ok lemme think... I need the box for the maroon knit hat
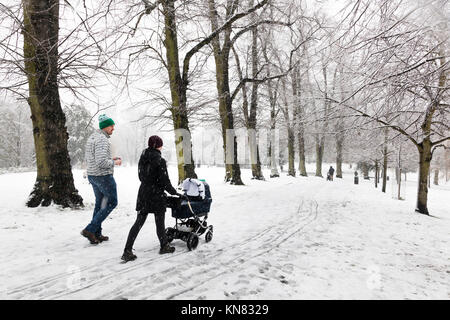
[148,135,163,149]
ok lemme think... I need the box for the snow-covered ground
[0,164,449,300]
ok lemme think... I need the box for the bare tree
[261,37,281,178]
[206,0,273,184]
[1,0,121,207]
[330,0,450,215]
[21,0,83,207]
[122,0,279,184]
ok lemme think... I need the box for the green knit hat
[98,114,115,129]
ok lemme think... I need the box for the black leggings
[124,212,167,251]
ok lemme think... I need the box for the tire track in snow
[98,199,318,300]
[32,203,306,300]
[9,191,316,300]
[164,200,319,300]
[6,243,162,298]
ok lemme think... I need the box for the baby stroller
[327,167,334,181]
[166,178,213,251]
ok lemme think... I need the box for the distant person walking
[121,135,180,262]
[81,114,122,244]
[327,166,335,181]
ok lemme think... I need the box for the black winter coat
[135,148,177,214]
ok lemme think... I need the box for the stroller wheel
[205,230,212,242]
[165,227,175,243]
[186,233,199,251]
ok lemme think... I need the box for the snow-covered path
[0,166,449,299]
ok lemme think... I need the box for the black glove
[177,193,188,200]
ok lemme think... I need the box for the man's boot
[81,229,99,244]
[97,235,109,242]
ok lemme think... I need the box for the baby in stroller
[166,178,213,250]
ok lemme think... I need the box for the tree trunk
[395,167,400,184]
[208,0,243,185]
[218,64,243,185]
[162,0,197,184]
[375,160,379,188]
[248,25,264,180]
[315,136,324,177]
[287,72,297,178]
[336,65,345,179]
[287,127,296,177]
[382,129,388,192]
[269,138,279,178]
[416,141,432,215]
[253,145,264,179]
[293,66,307,177]
[433,168,439,185]
[268,106,279,178]
[315,62,330,177]
[336,136,343,178]
[262,38,279,178]
[362,162,370,180]
[248,131,264,180]
[298,129,307,177]
[22,0,83,208]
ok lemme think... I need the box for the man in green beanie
[81,114,122,244]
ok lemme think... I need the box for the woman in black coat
[122,135,179,262]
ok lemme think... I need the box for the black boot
[159,243,175,254]
[121,249,137,262]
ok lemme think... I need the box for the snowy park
[0,164,449,300]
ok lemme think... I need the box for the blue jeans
[85,175,118,235]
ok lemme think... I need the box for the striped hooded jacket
[85,129,114,176]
